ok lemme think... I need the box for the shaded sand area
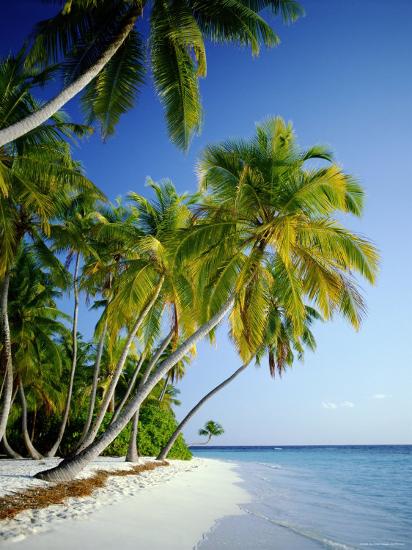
[0,457,249,549]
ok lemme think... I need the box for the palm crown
[0,52,99,277]
[178,117,378,361]
[23,0,304,147]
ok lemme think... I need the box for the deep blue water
[192,446,412,550]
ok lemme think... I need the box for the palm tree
[0,52,96,443]
[0,0,303,147]
[198,420,224,444]
[35,117,378,481]
[7,244,70,458]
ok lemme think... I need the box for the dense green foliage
[96,404,192,459]
[5,403,192,460]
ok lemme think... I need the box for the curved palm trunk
[2,430,22,459]
[35,293,235,481]
[77,319,108,447]
[125,407,140,462]
[78,278,164,452]
[19,381,43,460]
[0,272,14,443]
[0,8,140,147]
[31,407,37,441]
[47,253,80,457]
[2,388,22,458]
[157,363,248,460]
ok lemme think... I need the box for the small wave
[244,509,355,550]
[274,447,283,450]
[257,462,282,470]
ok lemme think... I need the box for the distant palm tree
[198,420,224,444]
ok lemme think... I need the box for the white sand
[0,457,249,548]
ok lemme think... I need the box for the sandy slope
[0,457,249,548]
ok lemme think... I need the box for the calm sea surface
[192,445,412,550]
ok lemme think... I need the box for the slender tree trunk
[125,407,140,462]
[110,352,145,425]
[122,328,174,463]
[158,373,170,402]
[0,7,140,147]
[35,293,235,481]
[77,277,164,452]
[31,406,37,441]
[0,272,13,443]
[111,325,174,430]
[2,431,22,459]
[2,387,22,458]
[0,369,5,402]
[77,319,108,447]
[157,363,248,460]
[109,393,115,413]
[47,252,80,457]
[19,381,43,460]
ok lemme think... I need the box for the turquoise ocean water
[192,445,411,550]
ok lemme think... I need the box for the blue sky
[2,0,411,445]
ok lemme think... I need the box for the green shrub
[100,403,192,460]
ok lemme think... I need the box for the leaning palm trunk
[0,7,140,147]
[111,328,175,423]
[35,294,235,481]
[78,278,164,452]
[2,388,22,458]
[0,370,5,401]
[122,330,174,463]
[111,326,173,426]
[109,393,115,413]
[18,381,43,460]
[77,319,108,447]
[157,363,248,460]
[0,272,14,443]
[2,431,22,459]
[158,373,170,402]
[110,353,145,425]
[125,407,140,462]
[47,253,80,457]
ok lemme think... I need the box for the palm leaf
[82,29,145,138]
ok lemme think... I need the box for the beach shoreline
[0,456,249,549]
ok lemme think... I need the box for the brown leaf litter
[0,460,169,520]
